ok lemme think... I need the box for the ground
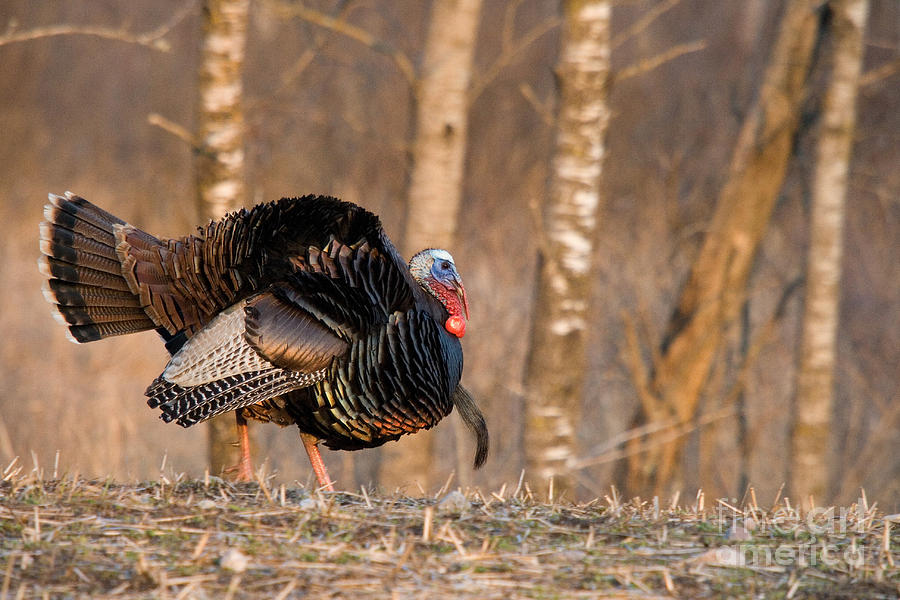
[1,463,899,598]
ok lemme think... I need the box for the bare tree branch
[263,0,416,87]
[612,276,797,482]
[147,113,199,149]
[0,2,196,51]
[621,311,663,419]
[502,0,526,52]
[245,102,411,154]
[573,407,736,471]
[469,16,562,104]
[611,0,681,50]
[615,40,707,82]
[835,369,900,500]
[859,57,900,89]
[275,2,351,91]
[518,83,554,126]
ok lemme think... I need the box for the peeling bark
[378,0,483,492]
[791,0,869,502]
[523,0,611,499]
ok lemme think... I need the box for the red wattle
[445,315,466,338]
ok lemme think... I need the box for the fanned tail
[146,368,327,427]
[38,192,156,342]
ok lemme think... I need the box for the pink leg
[232,412,254,482]
[300,432,335,491]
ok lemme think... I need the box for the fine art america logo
[713,499,873,568]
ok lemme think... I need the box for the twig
[837,385,900,499]
[273,580,297,600]
[518,83,554,127]
[621,310,662,419]
[435,472,455,498]
[256,469,275,504]
[245,2,350,115]
[190,532,210,560]
[439,523,468,557]
[859,57,900,89]
[0,414,14,463]
[469,16,562,103]
[501,0,526,52]
[0,2,196,51]
[147,113,198,148]
[263,0,415,87]
[611,0,681,50]
[1,552,14,600]
[223,575,241,600]
[615,40,707,83]
[583,411,689,462]
[572,406,735,470]
[422,506,434,542]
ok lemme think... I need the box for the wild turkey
[38,192,488,489]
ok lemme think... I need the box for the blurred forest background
[1,0,898,507]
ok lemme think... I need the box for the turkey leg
[300,432,335,491]
[230,412,254,482]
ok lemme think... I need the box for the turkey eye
[441,261,450,270]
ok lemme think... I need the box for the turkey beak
[452,276,469,320]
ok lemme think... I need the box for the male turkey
[38,192,488,489]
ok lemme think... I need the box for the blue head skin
[409,249,469,336]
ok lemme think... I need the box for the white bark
[196,0,251,475]
[792,0,869,502]
[524,0,611,496]
[196,0,249,218]
[402,0,483,256]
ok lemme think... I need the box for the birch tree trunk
[194,0,251,475]
[523,0,611,500]
[625,0,822,497]
[791,0,869,503]
[378,0,483,492]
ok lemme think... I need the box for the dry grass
[1,461,899,599]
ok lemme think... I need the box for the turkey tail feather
[452,384,489,469]
[147,368,326,427]
[39,192,156,342]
